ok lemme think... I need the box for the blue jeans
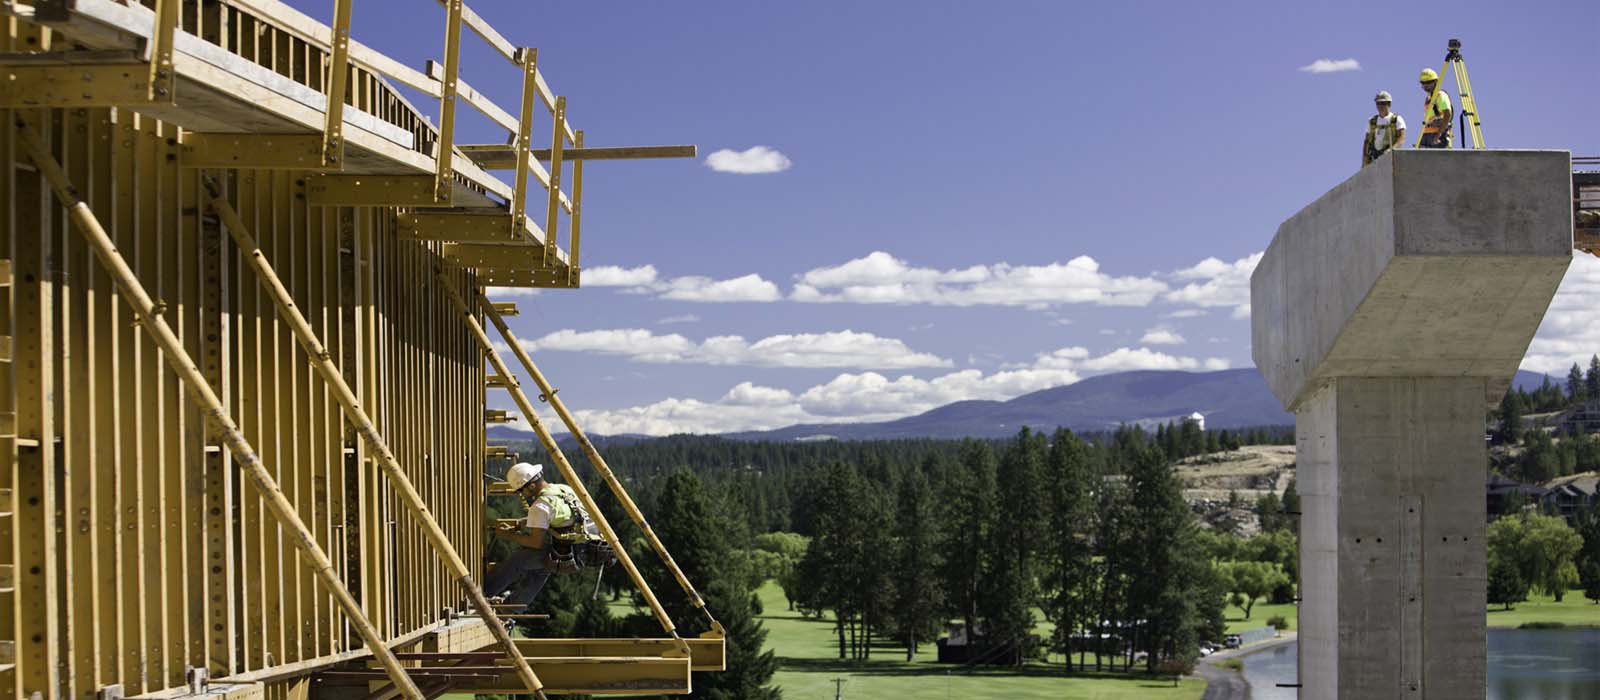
[483,546,551,610]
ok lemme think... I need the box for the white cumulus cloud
[525,328,952,369]
[657,314,701,325]
[553,345,1237,435]
[1165,251,1262,318]
[1141,328,1186,345]
[704,146,793,174]
[585,264,660,287]
[1522,255,1600,374]
[658,273,783,302]
[1299,58,1361,74]
[485,286,541,298]
[791,251,1169,308]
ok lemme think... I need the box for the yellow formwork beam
[10,117,426,700]
[509,638,726,672]
[446,656,691,696]
[200,178,550,700]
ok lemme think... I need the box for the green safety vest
[533,483,593,543]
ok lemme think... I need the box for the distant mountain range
[487,368,1557,444]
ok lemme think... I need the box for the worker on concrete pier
[1418,68,1453,148]
[484,462,613,614]
[1362,90,1406,166]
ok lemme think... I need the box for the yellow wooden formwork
[1,0,708,698]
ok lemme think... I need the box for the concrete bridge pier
[1250,150,1573,699]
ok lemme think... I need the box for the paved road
[1194,634,1297,700]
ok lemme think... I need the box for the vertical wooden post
[322,0,354,167]
[199,172,237,677]
[542,97,566,268]
[434,0,464,203]
[568,129,583,286]
[510,49,538,230]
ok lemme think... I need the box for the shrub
[1519,621,1567,629]
[1217,658,1245,672]
[1267,614,1291,631]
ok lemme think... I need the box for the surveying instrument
[1416,38,1486,148]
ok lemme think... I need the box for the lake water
[1240,628,1600,699]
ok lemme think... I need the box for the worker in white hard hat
[482,462,611,615]
[1417,68,1452,149]
[1362,91,1406,167]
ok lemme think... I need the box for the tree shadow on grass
[777,657,1169,683]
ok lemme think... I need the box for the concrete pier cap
[1253,149,1574,411]
[1250,150,1572,700]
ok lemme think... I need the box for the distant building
[1486,474,1546,519]
[1556,399,1600,435]
[1540,474,1599,522]
[1189,412,1206,432]
[935,622,1033,665]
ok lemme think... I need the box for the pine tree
[1568,363,1588,403]
[890,468,944,660]
[1589,355,1600,402]
[802,461,868,659]
[1575,502,1600,604]
[1495,390,1525,445]
[939,440,998,638]
[980,428,1049,661]
[636,471,779,699]
[1122,444,1203,672]
[1042,428,1095,671]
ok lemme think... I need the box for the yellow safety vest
[1423,91,1451,134]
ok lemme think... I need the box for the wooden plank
[423,60,515,134]
[135,114,170,691]
[62,106,100,700]
[87,107,125,692]
[458,144,697,167]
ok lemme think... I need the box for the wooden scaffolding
[0,0,715,698]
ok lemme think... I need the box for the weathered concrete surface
[1252,150,1573,412]
[1251,150,1573,700]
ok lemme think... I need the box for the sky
[314,0,1600,435]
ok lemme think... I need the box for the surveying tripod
[1416,38,1486,148]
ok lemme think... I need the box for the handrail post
[147,0,179,101]
[569,128,583,286]
[11,117,425,700]
[435,0,465,202]
[322,0,355,167]
[511,48,538,232]
[543,95,567,267]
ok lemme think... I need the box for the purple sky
[314,0,1599,435]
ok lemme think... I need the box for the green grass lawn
[1487,590,1600,628]
[1219,589,1600,634]
[757,582,1204,700]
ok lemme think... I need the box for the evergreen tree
[801,462,868,659]
[1575,502,1600,604]
[890,468,944,660]
[1122,444,1203,672]
[939,440,998,638]
[980,428,1049,658]
[1042,429,1096,671]
[1281,479,1301,536]
[1488,550,1529,610]
[636,471,779,699]
[1569,363,1588,403]
[1093,481,1134,671]
[1495,390,1525,445]
[1590,355,1600,402]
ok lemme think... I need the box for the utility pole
[831,677,847,700]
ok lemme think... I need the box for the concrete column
[1297,377,1487,699]
[1251,150,1574,699]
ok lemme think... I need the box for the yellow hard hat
[1419,68,1439,83]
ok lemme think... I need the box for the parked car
[1224,634,1242,649]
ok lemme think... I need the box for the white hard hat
[505,462,544,491]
